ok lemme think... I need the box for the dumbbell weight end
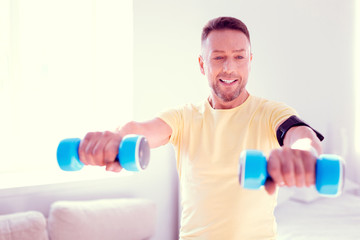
[238,150,268,190]
[315,154,344,196]
[57,138,83,171]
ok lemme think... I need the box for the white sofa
[0,198,156,240]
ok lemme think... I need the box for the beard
[211,79,243,102]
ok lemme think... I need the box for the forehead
[202,29,250,53]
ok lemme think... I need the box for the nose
[223,58,236,74]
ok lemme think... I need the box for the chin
[219,89,243,102]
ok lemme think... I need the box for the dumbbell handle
[56,134,150,171]
[239,150,344,196]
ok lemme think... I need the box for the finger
[281,148,295,187]
[92,137,108,166]
[79,132,97,165]
[293,152,305,187]
[78,137,89,165]
[84,132,102,165]
[105,161,122,172]
[301,151,316,186]
[103,132,122,164]
[91,131,117,166]
[264,178,277,195]
[267,150,284,186]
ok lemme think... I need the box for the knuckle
[103,131,113,138]
[282,146,291,153]
[267,162,278,175]
[84,131,95,139]
[84,131,101,142]
[270,148,281,156]
[282,146,292,155]
[301,150,313,160]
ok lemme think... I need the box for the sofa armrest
[0,211,48,240]
[48,198,156,240]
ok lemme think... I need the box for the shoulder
[249,95,293,112]
[157,100,205,121]
[178,100,207,115]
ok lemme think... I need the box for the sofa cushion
[0,211,48,240]
[48,198,156,240]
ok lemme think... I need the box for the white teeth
[221,79,236,84]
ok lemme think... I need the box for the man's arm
[265,124,323,194]
[118,118,172,149]
[78,118,172,172]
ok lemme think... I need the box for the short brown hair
[201,16,250,43]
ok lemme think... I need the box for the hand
[265,147,317,195]
[78,131,124,172]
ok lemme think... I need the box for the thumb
[264,178,277,195]
[105,161,123,172]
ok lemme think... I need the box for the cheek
[238,62,251,74]
[206,63,221,77]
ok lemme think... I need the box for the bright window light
[0,0,133,188]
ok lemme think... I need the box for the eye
[235,55,244,59]
[213,56,224,60]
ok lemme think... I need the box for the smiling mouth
[220,79,238,84]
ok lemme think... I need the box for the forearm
[283,126,323,155]
[117,118,172,149]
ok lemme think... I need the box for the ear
[199,55,205,75]
[248,53,253,71]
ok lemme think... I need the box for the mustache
[216,73,240,79]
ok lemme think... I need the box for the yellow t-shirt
[158,95,297,240]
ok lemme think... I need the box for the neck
[208,90,250,109]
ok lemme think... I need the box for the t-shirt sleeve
[267,101,298,137]
[157,106,184,146]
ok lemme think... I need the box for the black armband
[276,115,324,146]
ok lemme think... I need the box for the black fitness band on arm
[276,115,324,146]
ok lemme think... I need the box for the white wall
[133,0,359,183]
[0,1,179,239]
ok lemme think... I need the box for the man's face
[199,29,252,104]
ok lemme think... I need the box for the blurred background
[0,0,359,239]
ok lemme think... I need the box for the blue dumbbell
[238,150,344,196]
[57,135,150,171]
